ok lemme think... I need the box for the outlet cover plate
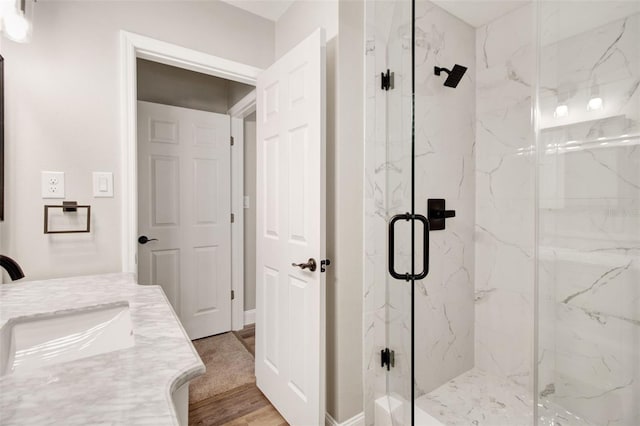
[41,171,65,199]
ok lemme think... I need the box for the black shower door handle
[388,213,430,281]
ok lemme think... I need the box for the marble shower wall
[474,4,536,391]
[537,6,640,425]
[412,0,476,395]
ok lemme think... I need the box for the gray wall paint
[275,1,364,422]
[137,58,253,114]
[243,112,257,311]
[332,2,364,420]
[275,0,338,59]
[0,1,273,280]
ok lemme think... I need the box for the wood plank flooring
[189,325,287,426]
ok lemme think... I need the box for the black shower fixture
[434,64,467,88]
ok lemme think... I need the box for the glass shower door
[364,0,415,424]
[385,0,420,422]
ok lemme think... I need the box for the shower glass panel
[364,0,414,424]
[536,2,640,425]
[366,1,639,425]
[366,0,537,424]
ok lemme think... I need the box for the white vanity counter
[0,273,204,425]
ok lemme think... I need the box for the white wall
[0,1,274,280]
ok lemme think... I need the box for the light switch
[42,171,65,199]
[99,177,108,192]
[93,172,113,197]
[243,196,250,209]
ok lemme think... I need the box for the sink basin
[0,303,134,376]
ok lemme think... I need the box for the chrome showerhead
[434,64,467,88]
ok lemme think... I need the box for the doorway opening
[136,58,253,339]
[123,32,286,425]
[122,29,327,426]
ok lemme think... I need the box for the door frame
[228,89,256,330]
[120,31,261,331]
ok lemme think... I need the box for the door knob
[138,236,158,245]
[292,258,317,272]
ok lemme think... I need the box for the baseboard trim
[243,309,256,326]
[325,412,365,426]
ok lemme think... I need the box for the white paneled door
[137,101,232,340]
[256,29,326,425]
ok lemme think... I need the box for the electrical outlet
[42,171,65,199]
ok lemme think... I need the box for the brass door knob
[292,258,317,272]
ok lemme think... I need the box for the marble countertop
[0,273,205,425]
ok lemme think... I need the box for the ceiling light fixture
[2,0,32,43]
[554,104,569,118]
[587,78,604,112]
[554,91,569,118]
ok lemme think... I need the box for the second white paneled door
[256,29,326,425]
[137,101,232,340]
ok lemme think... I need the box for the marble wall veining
[537,8,640,426]
[412,0,476,396]
[364,2,638,425]
[474,4,536,391]
[364,2,476,423]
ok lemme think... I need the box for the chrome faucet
[0,255,25,281]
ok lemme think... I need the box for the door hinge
[381,69,394,91]
[230,136,235,146]
[381,348,395,371]
[231,213,235,223]
[231,290,235,300]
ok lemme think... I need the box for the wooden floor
[189,325,287,426]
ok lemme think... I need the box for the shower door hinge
[231,213,235,223]
[231,290,235,300]
[230,136,235,146]
[381,348,395,371]
[381,69,394,91]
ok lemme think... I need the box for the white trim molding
[227,89,257,118]
[230,116,245,331]
[325,412,365,426]
[243,309,256,326]
[228,90,256,330]
[120,30,261,275]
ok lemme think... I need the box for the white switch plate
[41,171,65,199]
[93,172,114,197]
[243,196,250,209]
